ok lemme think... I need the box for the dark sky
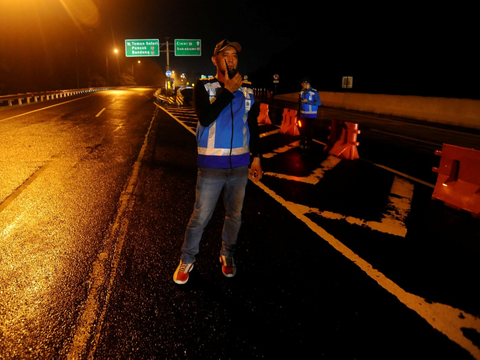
[97,0,302,76]
[1,0,478,98]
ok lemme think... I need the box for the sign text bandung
[175,39,201,56]
[125,39,160,57]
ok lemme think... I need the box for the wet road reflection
[0,88,156,358]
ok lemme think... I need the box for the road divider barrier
[432,144,480,218]
[279,108,300,136]
[324,119,344,153]
[154,90,177,105]
[325,120,360,160]
[257,103,272,125]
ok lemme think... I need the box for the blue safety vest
[299,88,321,118]
[196,77,255,168]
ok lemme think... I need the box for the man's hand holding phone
[224,60,242,93]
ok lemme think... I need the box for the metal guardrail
[0,87,109,107]
[1,86,191,108]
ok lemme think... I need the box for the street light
[106,48,119,86]
[132,60,141,84]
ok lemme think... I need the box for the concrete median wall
[275,92,480,130]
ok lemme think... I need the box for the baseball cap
[213,39,242,55]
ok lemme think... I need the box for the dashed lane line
[95,108,106,117]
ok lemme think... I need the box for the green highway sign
[175,39,201,56]
[125,39,159,57]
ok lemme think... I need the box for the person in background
[173,39,262,285]
[298,77,321,151]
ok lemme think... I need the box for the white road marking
[67,110,156,359]
[310,176,413,237]
[252,179,480,360]
[379,176,414,236]
[0,95,93,123]
[95,108,106,117]
[265,154,341,185]
[260,129,412,236]
[158,104,196,135]
[262,140,299,158]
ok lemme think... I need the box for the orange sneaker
[173,261,194,284]
[219,255,236,277]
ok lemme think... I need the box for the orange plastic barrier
[432,144,480,218]
[257,103,272,125]
[324,119,344,153]
[327,121,360,160]
[279,108,300,136]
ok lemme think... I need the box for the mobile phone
[225,60,237,78]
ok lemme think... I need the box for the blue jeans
[181,166,249,264]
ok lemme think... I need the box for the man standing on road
[173,39,263,284]
[298,77,321,151]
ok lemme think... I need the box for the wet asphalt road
[0,88,479,359]
[0,89,155,358]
